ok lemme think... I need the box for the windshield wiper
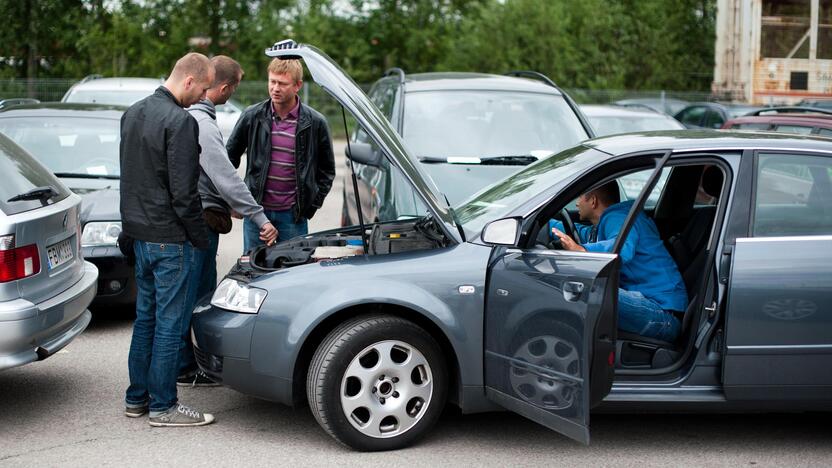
[53,172,120,180]
[418,155,537,166]
[7,185,58,205]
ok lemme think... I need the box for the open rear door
[484,151,672,444]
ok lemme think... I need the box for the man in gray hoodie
[178,55,277,386]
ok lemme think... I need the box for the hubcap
[510,335,579,410]
[340,340,433,438]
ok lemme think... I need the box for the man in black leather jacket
[226,57,335,251]
[120,52,215,427]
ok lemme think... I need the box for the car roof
[396,72,562,95]
[67,77,162,91]
[580,104,672,118]
[725,114,832,128]
[0,102,126,118]
[584,129,832,156]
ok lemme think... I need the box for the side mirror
[345,142,382,167]
[481,218,520,245]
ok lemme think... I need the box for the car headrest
[701,166,723,198]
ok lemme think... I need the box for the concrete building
[713,0,832,104]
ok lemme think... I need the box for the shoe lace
[177,404,202,419]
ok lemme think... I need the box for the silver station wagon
[0,133,98,371]
[191,41,832,451]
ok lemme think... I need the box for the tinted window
[753,153,832,236]
[0,117,121,177]
[677,107,705,126]
[703,110,725,129]
[819,128,832,137]
[0,133,71,215]
[402,90,587,159]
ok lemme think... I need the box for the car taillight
[0,235,41,282]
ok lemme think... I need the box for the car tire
[306,314,448,451]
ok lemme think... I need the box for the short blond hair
[170,52,212,81]
[268,58,303,82]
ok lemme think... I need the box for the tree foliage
[0,0,715,91]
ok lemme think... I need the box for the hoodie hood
[189,99,216,120]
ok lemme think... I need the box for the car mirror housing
[345,141,382,167]
[481,218,520,245]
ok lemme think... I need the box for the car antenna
[341,106,370,253]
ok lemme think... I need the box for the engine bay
[249,218,447,272]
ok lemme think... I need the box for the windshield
[588,115,682,136]
[456,145,606,238]
[65,89,152,106]
[402,90,588,159]
[0,117,121,177]
[0,133,71,215]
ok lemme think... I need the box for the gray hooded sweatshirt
[188,99,268,228]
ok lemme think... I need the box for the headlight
[211,278,267,314]
[81,221,122,247]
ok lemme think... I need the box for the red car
[722,106,832,138]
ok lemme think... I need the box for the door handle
[563,281,585,302]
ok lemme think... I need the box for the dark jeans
[618,289,681,342]
[125,240,202,414]
[243,209,308,253]
[178,229,220,377]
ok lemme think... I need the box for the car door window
[703,110,725,129]
[753,153,832,236]
[774,124,813,135]
[618,169,669,209]
[818,128,832,137]
[678,107,706,126]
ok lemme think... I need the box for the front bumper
[83,246,136,306]
[0,261,98,370]
[190,301,293,404]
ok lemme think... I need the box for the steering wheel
[546,208,578,249]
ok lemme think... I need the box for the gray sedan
[0,133,98,370]
[191,41,832,451]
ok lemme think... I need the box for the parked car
[580,104,685,136]
[0,132,98,370]
[797,97,832,110]
[190,41,832,451]
[0,98,40,110]
[341,69,594,226]
[613,97,688,116]
[673,102,762,129]
[0,103,134,305]
[61,76,241,139]
[722,106,832,137]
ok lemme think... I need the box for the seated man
[550,181,687,342]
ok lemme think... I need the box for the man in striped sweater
[227,58,336,252]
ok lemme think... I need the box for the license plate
[47,238,74,270]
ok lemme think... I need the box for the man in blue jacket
[551,181,687,341]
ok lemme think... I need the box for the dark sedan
[0,103,134,306]
[674,102,762,129]
[191,42,832,452]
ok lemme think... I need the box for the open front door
[483,249,619,444]
[483,151,672,443]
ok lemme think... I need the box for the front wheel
[306,314,448,451]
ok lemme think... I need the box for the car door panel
[484,249,619,444]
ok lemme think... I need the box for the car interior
[529,160,728,374]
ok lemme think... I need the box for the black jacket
[119,86,209,249]
[226,99,335,222]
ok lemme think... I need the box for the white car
[62,76,241,140]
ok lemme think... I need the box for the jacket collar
[257,98,311,131]
[188,99,216,120]
[156,86,183,107]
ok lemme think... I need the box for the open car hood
[266,40,461,243]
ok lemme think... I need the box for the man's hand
[259,222,278,246]
[552,228,586,252]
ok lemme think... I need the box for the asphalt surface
[2,142,831,466]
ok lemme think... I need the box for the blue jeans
[126,240,203,414]
[243,209,308,253]
[618,289,681,342]
[177,229,220,377]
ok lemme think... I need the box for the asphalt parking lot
[1,143,831,466]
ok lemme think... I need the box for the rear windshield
[0,133,71,216]
[64,89,151,106]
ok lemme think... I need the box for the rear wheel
[306,314,448,451]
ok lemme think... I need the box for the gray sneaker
[148,403,215,427]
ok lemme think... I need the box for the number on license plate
[47,239,74,270]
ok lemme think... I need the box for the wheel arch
[291,302,462,409]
